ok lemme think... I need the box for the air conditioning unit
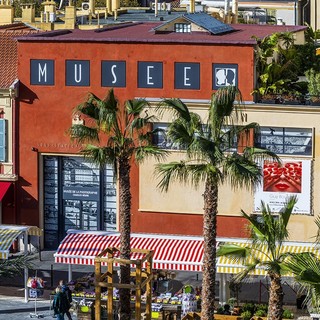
[81,2,91,11]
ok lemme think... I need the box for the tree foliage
[217,196,298,320]
[0,255,34,278]
[156,86,279,320]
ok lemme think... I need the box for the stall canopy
[55,230,318,275]
[0,224,42,259]
[54,230,204,271]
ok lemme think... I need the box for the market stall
[54,230,318,313]
[0,224,43,302]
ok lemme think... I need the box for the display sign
[138,62,163,88]
[63,186,99,201]
[254,159,312,214]
[66,60,90,86]
[30,60,238,90]
[101,61,126,87]
[174,62,200,90]
[213,63,238,89]
[30,59,55,85]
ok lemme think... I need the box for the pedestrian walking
[53,285,71,320]
[59,280,73,320]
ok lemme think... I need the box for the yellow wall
[139,103,320,242]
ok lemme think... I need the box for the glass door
[64,199,98,231]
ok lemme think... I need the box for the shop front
[54,230,320,317]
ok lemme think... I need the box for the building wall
[17,36,318,245]
[137,104,319,242]
[310,0,320,31]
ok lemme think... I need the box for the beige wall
[310,0,320,32]
[139,103,320,242]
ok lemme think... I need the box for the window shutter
[0,119,7,162]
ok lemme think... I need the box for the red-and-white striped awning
[54,230,317,274]
[54,230,204,272]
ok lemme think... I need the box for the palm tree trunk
[118,157,132,320]
[267,272,284,320]
[201,177,218,320]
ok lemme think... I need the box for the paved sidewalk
[0,286,53,320]
[0,286,79,320]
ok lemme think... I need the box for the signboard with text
[254,159,312,214]
[63,186,99,201]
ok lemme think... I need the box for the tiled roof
[0,23,39,89]
[17,21,306,45]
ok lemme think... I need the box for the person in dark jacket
[59,280,73,320]
[53,286,71,320]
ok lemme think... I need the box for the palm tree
[156,86,279,320]
[284,217,320,314]
[217,195,298,320]
[69,89,166,320]
[0,254,34,278]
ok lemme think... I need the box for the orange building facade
[15,17,307,248]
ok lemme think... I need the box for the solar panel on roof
[183,12,234,35]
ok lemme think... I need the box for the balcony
[256,94,320,106]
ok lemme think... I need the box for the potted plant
[305,69,320,105]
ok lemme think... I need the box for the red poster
[263,161,302,193]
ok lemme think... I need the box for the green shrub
[217,307,224,314]
[241,310,252,320]
[306,68,320,97]
[255,304,268,313]
[242,302,256,315]
[255,309,266,317]
[283,309,294,319]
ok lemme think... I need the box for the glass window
[174,23,191,33]
[0,119,7,162]
[153,123,237,151]
[255,127,313,156]
[153,123,182,150]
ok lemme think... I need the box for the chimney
[190,0,195,13]
[232,0,238,23]
[0,1,14,25]
[65,4,76,29]
[22,4,35,23]
[89,0,95,14]
[42,0,57,22]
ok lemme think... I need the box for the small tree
[217,196,298,320]
[0,255,34,278]
[285,217,320,314]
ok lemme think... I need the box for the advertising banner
[254,159,312,214]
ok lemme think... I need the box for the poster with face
[254,159,311,214]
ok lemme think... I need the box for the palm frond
[0,255,34,278]
[242,147,281,164]
[158,98,191,122]
[134,146,169,163]
[80,144,117,167]
[68,124,99,144]
[279,195,298,228]
[126,98,150,116]
[223,153,262,190]
[155,161,209,192]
